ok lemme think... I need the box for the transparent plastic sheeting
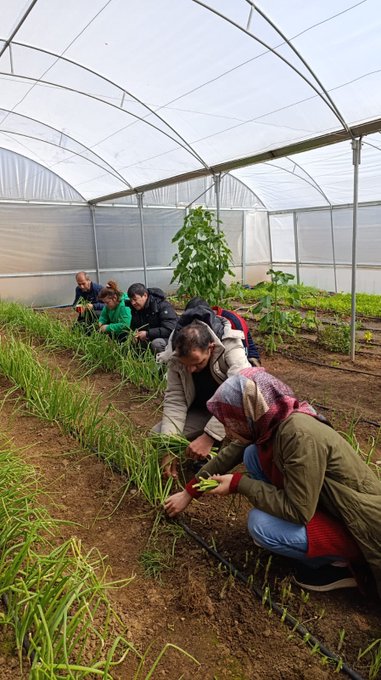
[0,1,381,202]
[0,203,246,306]
[232,135,381,211]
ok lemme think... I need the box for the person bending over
[73,271,104,332]
[165,367,381,595]
[98,281,131,341]
[126,283,177,355]
[156,314,250,479]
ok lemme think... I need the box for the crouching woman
[98,281,131,341]
[165,367,381,596]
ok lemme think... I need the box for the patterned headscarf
[207,367,316,446]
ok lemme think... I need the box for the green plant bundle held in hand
[170,206,235,305]
[192,478,220,492]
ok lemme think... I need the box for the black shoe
[293,564,357,592]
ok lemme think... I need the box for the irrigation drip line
[176,518,365,680]
[280,351,381,378]
[313,402,381,429]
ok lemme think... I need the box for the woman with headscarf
[164,367,381,595]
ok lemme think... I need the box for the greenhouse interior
[1,3,381,679]
[0,0,381,307]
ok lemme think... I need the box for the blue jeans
[243,445,344,568]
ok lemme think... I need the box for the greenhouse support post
[293,211,300,284]
[90,205,100,284]
[267,213,273,270]
[329,207,338,293]
[137,192,148,286]
[214,172,221,231]
[242,211,246,285]
[350,138,362,361]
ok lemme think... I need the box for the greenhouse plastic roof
[0,0,381,207]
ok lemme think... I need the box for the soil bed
[0,309,380,679]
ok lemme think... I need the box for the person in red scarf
[164,367,381,595]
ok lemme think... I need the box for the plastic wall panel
[0,273,78,307]
[296,210,334,263]
[97,269,145,292]
[219,210,243,265]
[245,211,270,264]
[333,206,381,265]
[244,264,272,286]
[142,208,184,267]
[94,207,143,269]
[271,263,297,280]
[0,204,94,273]
[298,265,337,292]
[146,268,176,292]
[269,214,295,262]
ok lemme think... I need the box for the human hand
[161,454,178,480]
[164,490,192,518]
[186,433,215,460]
[99,324,108,333]
[87,303,93,310]
[135,330,148,341]
[207,474,233,496]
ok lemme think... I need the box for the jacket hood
[171,303,224,345]
[147,287,166,301]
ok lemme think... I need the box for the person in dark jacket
[72,272,104,333]
[126,283,177,355]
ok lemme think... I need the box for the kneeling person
[156,313,250,478]
[127,283,177,355]
[98,281,131,341]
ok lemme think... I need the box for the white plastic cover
[0,0,380,204]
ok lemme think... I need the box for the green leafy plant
[250,269,303,353]
[316,319,352,353]
[170,206,235,305]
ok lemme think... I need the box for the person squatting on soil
[72,271,104,332]
[97,281,132,341]
[126,283,178,355]
[155,301,252,479]
[165,367,381,596]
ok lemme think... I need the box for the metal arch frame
[0,1,357,201]
[184,172,265,210]
[0,42,210,173]
[0,145,86,202]
[243,0,351,134]
[191,0,350,132]
[0,109,133,188]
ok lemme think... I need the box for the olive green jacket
[198,413,381,596]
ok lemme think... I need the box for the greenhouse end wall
[1,201,380,307]
[0,203,269,306]
[269,204,381,294]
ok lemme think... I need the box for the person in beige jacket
[156,308,252,478]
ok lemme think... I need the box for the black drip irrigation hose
[279,351,381,379]
[176,519,365,680]
[313,402,381,429]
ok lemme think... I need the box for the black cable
[177,518,366,680]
